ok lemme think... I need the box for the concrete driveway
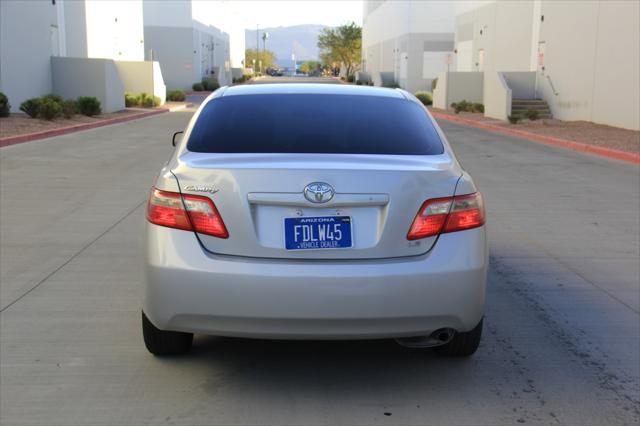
[0,110,638,425]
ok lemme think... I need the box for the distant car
[143,84,487,356]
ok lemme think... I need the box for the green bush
[62,99,77,119]
[38,98,62,120]
[454,100,471,114]
[508,115,521,124]
[192,82,204,91]
[20,98,42,118]
[125,93,139,107]
[346,75,355,83]
[166,89,186,102]
[472,103,484,113]
[383,82,401,88]
[138,92,153,108]
[0,92,10,117]
[414,91,433,106]
[201,77,220,91]
[525,109,539,121]
[76,96,101,116]
[42,93,64,105]
[153,95,161,107]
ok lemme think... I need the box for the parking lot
[1,92,638,425]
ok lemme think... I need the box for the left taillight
[146,188,228,238]
[407,192,485,240]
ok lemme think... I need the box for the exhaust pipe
[395,328,455,348]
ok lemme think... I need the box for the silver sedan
[142,84,487,356]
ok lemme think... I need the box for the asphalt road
[1,100,639,425]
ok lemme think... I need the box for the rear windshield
[187,94,444,155]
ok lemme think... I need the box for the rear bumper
[143,223,488,339]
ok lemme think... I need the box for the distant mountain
[245,24,329,62]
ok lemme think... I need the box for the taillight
[407,192,484,240]
[146,188,228,238]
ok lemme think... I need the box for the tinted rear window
[187,94,444,155]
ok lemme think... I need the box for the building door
[477,49,485,72]
[50,25,60,56]
[536,41,546,98]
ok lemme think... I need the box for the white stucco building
[143,0,242,89]
[444,0,639,130]
[0,0,165,113]
[361,1,455,92]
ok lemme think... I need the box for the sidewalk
[430,108,640,164]
[0,103,191,148]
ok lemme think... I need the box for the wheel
[142,311,193,355]
[435,318,483,357]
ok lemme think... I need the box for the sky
[194,0,363,29]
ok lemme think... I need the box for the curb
[430,111,640,165]
[164,103,194,112]
[0,109,168,148]
[184,91,213,96]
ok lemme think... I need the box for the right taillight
[407,192,485,240]
[146,187,228,238]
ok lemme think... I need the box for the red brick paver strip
[0,109,167,148]
[430,111,640,165]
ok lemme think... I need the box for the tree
[299,60,322,75]
[317,22,362,77]
[245,48,276,72]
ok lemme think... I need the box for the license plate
[284,216,353,250]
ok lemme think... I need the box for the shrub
[414,91,433,106]
[525,109,539,120]
[125,93,139,107]
[166,89,186,102]
[138,92,153,108]
[346,75,355,83]
[42,93,64,105]
[0,92,10,117]
[355,80,363,85]
[383,82,401,88]
[192,82,204,91]
[508,115,521,124]
[76,96,101,116]
[38,98,62,120]
[454,100,471,114]
[20,98,42,118]
[153,95,161,107]
[472,103,484,113]
[62,99,77,118]
[201,77,219,91]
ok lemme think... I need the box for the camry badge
[183,185,219,194]
[304,182,334,203]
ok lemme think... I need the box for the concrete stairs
[511,99,552,119]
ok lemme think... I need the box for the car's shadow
[162,335,478,397]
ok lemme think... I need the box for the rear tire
[142,311,193,355]
[435,318,483,357]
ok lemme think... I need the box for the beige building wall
[115,61,166,104]
[0,1,61,111]
[538,0,639,130]
[51,57,124,113]
[362,1,455,92]
[454,0,639,130]
[455,1,535,73]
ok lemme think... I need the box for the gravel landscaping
[0,110,145,139]
[430,107,640,154]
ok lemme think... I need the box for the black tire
[142,311,193,355]
[435,318,483,357]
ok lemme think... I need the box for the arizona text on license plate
[284,216,353,250]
